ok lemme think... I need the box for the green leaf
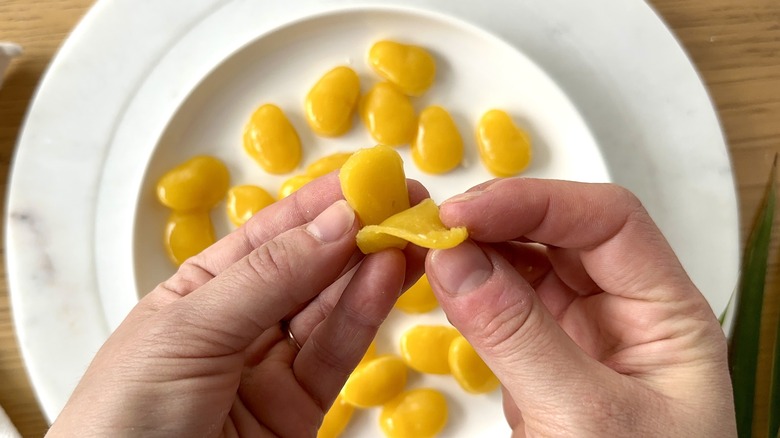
[770,293,780,438]
[729,155,776,437]
[719,290,735,326]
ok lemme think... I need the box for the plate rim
[6,0,739,424]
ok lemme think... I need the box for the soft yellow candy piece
[412,106,463,174]
[360,83,416,146]
[400,325,459,374]
[395,275,438,314]
[306,152,353,177]
[278,152,353,199]
[306,66,361,137]
[379,388,448,438]
[359,340,378,366]
[225,185,275,226]
[476,109,532,177]
[368,40,436,97]
[164,211,215,266]
[156,155,230,212]
[341,355,407,408]
[449,335,500,394]
[339,145,410,226]
[278,174,313,199]
[356,198,468,254]
[318,395,354,438]
[243,103,302,174]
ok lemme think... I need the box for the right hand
[425,178,736,437]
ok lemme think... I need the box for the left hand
[47,173,427,437]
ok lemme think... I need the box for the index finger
[165,173,429,293]
[439,178,696,302]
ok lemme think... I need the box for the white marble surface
[6,0,739,435]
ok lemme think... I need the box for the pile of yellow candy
[153,39,525,436]
[155,39,534,266]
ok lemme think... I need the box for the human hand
[47,173,427,437]
[425,178,736,437]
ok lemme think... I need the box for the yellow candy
[278,152,353,199]
[339,145,410,226]
[318,395,354,438]
[226,185,275,226]
[379,388,448,438]
[243,103,302,174]
[164,211,215,266]
[476,109,532,177]
[356,198,468,254]
[412,106,463,174]
[306,66,361,137]
[449,335,500,394]
[341,355,407,408]
[278,174,313,199]
[368,40,436,97]
[400,325,459,374]
[156,155,230,212]
[360,83,416,146]
[359,340,378,366]
[395,275,438,314]
[306,152,353,177]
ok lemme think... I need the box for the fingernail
[430,240,493,295]
[307,200,355,242]
[442,191,483,205]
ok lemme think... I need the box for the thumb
[426,240,609,421]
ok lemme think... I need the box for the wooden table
[1,0,778,436]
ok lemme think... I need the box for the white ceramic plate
[7,0,739,436]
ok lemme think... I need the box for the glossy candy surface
[395,275,438,314]
[278,175,312,199]
[156,155,229,212]
[164,211,215,266]
[306,152,353,177]
[368,40,436,97]
[449,335,500,394]
[339,145,410,226]
[360,83,416,146]
[356,199,468,254]
[225,185,275,226]
[279,152,354,199]
[476,109,532,176]
[400,325,459,374]
[379,388,448,438]
[318,395,354,438]
[305,66,361,136]
[341,355,408,408]
[412,106,463,174]
[243,103,302,174]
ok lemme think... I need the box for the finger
[239,340,323,437]
[439,179,694,303]
[489,241,551,287]
[287,243,425,346]
[488,242,584,320]
[161,174,429,296]
[426,241,610,426]
[159,200,359,355]
[287,265,359,343]
[501,386,524,431]
[293,249,406,409]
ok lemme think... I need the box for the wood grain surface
[1,0,779,436]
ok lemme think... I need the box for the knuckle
[469,283,541,357]
[160,259,215,297]
[245,237,297,284]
